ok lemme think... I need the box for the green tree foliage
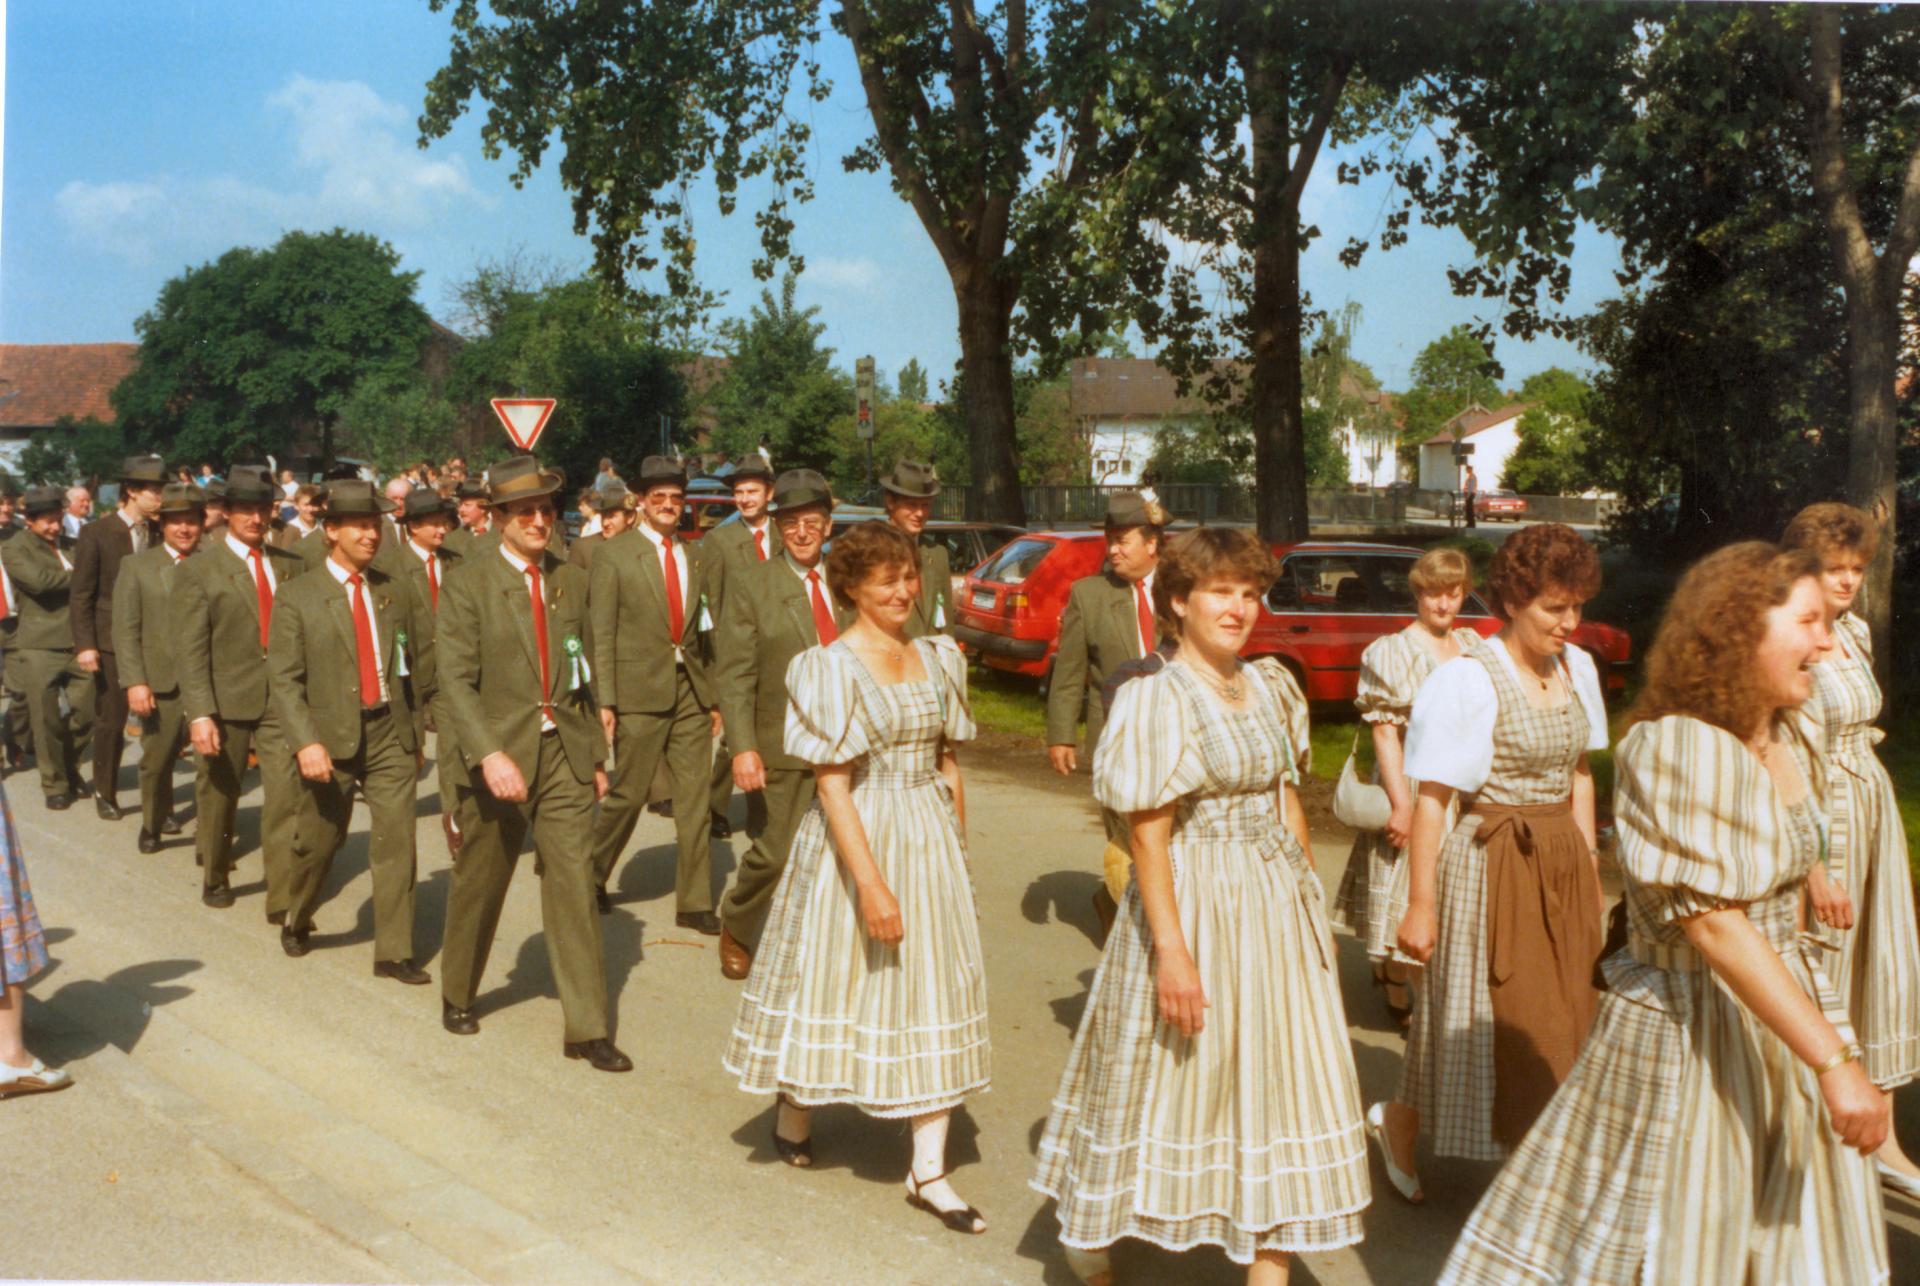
[705,275,852,477]
[896,358,930,405]
[1302,304,1391,488]
[334,375,460,478]
[18,416,126,486]
[448,271,685,490]
[420,0,1139,525]
[1396,325,1504,449]
[1501,368,1594,496]
[112,229,432,466]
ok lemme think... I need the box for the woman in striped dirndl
[1783,502,1920,1201]
[723,523,991,1234]
[1368,524,1609,1203]
[1441,542,1888,1284]
[1033,528,1368,1286]
[1,773,72,1098]
[1332,546,1482,1029]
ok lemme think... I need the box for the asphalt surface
[9,737,1919,1284]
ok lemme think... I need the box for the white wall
[1339,418,1402,487]
[1417,411,1524,491]
[1088,418,1161,486]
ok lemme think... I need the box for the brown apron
[1477,798,1603,1148]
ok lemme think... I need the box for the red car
[955,534,1632,701]
[1473,490,1529,522]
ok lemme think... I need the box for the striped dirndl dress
[723,635,990,1117]
[1808,612,1920,1088]
[1032,658,1369,1262]
[1442,714,1888,1284]
[1332,627,1479,962]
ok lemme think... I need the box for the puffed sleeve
[1839,611,1874,661]
[1251,657,1311,784]
[1354,635,1412,725]
[924,635,976,744]
[783,646,872,765]
[1093,670,1205,813]
[1565,644,1611,752]
[1614,715,1788,921]
[1404,656,1498,793]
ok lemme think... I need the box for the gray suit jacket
[713,556,849,771]
[268,562,429,759]
[588,527,714,714]
[176,539,309,723]
[112,545,193,695]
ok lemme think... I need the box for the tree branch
[1796,8,1882,298]
[838,1,962,267]
[1283,58,1352,213]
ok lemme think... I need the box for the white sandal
[1063,1246,1113,1286]
[0,1057,73,1098]
[1366,1102,1423,1204]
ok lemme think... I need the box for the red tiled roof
[0,343,139,428]
[1423,401,1529,446]
[1068,357,1244,419]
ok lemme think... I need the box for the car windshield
[977,537,1056,585]
[1269,551,1492,616]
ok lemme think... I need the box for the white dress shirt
[118,506,148,555]
[325,557,389,705]
[498,544,557,732]
[1404,641,1609,795]
[226,533,276,592]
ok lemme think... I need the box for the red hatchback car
[956,534,1632,702]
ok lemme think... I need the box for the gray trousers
[718,766,815,951]
[589,669,714,912]
[15,649,95,796]
[194,709,298,913]
[136,689,189,834]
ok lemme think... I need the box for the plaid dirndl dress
[1807,612,1920,1089]
[1441,714,1888,1284]
[0,780,48,987]
[1032,658,1369,1263]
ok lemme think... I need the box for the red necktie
[807,570,837,644]
[426,555,440,609]
[250,548,273,648]
[524,563,553,716]
[662,538,684,644]
[752,528,767,560]
[0,563,11,623]
[1135,581,1154,656]
[348,572,380,708]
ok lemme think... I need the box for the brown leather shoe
[675,910,722,936]
[718,926,752,980]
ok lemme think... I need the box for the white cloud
[807,255,884,291]
[58,76,480,263]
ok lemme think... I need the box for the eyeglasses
[776,516,829,534]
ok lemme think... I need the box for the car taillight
[1009,592,1029,613]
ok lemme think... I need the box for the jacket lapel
[1108,574,1145,660]
[497,553,544,687]
[226,543,263,632]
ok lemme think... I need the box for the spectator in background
[61,487,91,541]
[593,458,621,492]
[195,462,220,487]
[0,778,71,1098]
[278,469,299,501]
[1462,463,1480,530]
[281,485,324,544]
[442,457,468,486]
[577,489,602,540]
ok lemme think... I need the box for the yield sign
[490,398,557,451]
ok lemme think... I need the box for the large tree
[419,0,1134,525]
[705,274,853,476]
[1395,323,1505,448]
[112,228,432,466]
[1399,2,1919,665]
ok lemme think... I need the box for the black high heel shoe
[773,1093,813,1168]
[905,1170,986,1234]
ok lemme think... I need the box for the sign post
[490,398,557,452]
[855,356,877,486]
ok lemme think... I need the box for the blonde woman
[1784,501,1920,1199]
[1333,547,1482,1027]
[1034,528,1368,1286]
[1441,542,1886,1283]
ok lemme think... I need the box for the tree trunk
[1843,289,1899,677]
[1245,72,1311,543]
[953,262,1026,524]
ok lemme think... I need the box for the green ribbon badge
[394,629,411,678]
[564,634,591,690]
[698,593,715,633]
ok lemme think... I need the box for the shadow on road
[1021,869,1105,949]
[25,928,201,1061]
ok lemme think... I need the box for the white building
[1418,402,1529,492]
[1070,356,1231,486]
[1336,386,1404,488]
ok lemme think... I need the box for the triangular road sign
[490,398,557,451]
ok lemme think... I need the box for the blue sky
[3,1,1624,394]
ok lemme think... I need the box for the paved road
[10,741,1919,1283]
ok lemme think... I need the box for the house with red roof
[1417,401,1530,492]
[0,343,139,474]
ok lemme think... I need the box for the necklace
[1192,662,1245,703]
[1503,636,1553,692]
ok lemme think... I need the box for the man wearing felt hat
[698,453,781,843]
[437,455,627,1070]
[566,481,637,575]
[711,468,850,979]
[1,486,96,808]
[394,487,467,857]
[176,464,310,912]
[198,478,229,546]
[267,480,433,977]
[113,483,207,852]
[1045,489,1170,938]
[586,453,722,932]
[71,454,167,820]
[878,459,951,639]
[0,478,32,775]
[441,480,492,559]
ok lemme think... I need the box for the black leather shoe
[374,959,432,986]
[709,816,733,839]
[646,798,673,818]
[72,780,93,800]
[280,926,311,958]
[157,814,184,835]
[676,910,722,936]
[202,883,235,909]
[137,828,161,854]
[442,1001,479,1036]
[563,1037,633,1072]
[44,794,72,811]
[95,797,126,821]
[595,886,612,915]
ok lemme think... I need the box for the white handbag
[1332,728,1394,832]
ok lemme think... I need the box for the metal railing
[933,483,1408,527]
